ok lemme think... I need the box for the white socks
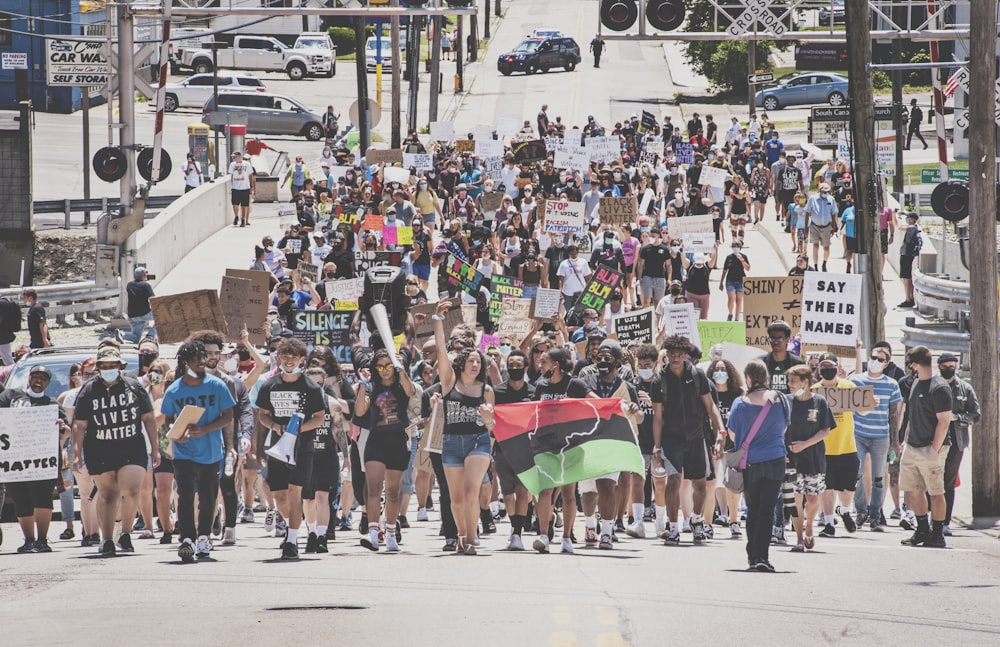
[655,506,667,522]
[585,515,597,530]
[316,525,327,536]
[600,520,613,537]
[286,528,298,544]
[632,503,644,521]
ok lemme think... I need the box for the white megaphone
[369,303,403,371]
[265,412,303,465]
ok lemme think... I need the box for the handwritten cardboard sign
[324,277,363,310]
[403,153,434,171]
[223,269,271,345]
[488,275,524,323]
[586,136,619,163]
[455,139,476,154]
[554,144,590,172]
[219,275,251,340]
[533,287,562,319]
[800,272,862,347]
[150,289,228,344]
[599,196,638,225]
[543,200,587,234]
[414,302,464,341]
[813,385,875,414]
[612,307,654,346]
[698,165,730,188]
[497,297,534,345]
[366,148,403,165]
[0,405,59,483]
[297,261,318,285]
[743,276,803,349]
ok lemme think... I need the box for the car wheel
[564,59,576,72]
[164,94,178,113]
[763,96,780,111]
[304,123,324,141]
[828,91,845,107]
[501,69,511,76]
[324,68,335,78]
[527,63,538,74]
[287,63,306,81]
[193,60,213,75]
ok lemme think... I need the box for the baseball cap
[598,339,622,360]
[29,365,51,378]
[134,267,148,279]
[817,352,839,365]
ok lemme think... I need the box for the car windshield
[297,38,329,49]
[4,351,141,398]
[366,40,394,51]
[513,41,540,53]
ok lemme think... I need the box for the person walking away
[590,35,605,68]
[934,353,979,536]
[22,289,50,349]
[122,267,156,343]
[898,212,922,308]
[905,99,928,150]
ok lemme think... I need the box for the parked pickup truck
[181,35,333,80]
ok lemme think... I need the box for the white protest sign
[544,137,562,152]
[663,302,702,348]
[383,167,411,185]
[686,232,716,254]
[328,165,350,181]
[698,165,730,188]
[586,136,619,163]
[430,120,455,142]
[563,128,582,147]
[473,124,494,142]
[668,214,714,240]
[638,188,654,215]
[533,287,562,319]
[403,153,434,171]
[554,144,590,172]
[278,202,297,228]
[325,277,364,304]
[644,138,664,156]
[0,404,60,483]
[483,156,504,182]
[800,271,863,347]
[496,117,520,139]
[476,138,505,158]
[543,200,586,234]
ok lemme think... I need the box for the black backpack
[0,297,21,332]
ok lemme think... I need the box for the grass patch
[901,159,967,183]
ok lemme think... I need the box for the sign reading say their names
[0,404,60,483]
[799,272,862,347]
[150,289,228,344]
[743,276,802,348]
[612,307,654,346]
[543,200,586,234]
[813,385,875,414]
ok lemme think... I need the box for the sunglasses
[376,365,395,373]
[768,336,788,343]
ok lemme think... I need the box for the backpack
[0,297,21,332]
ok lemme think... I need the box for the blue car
[754,72,849,111]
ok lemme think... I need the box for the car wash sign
[46,39,109,86]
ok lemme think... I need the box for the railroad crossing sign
[99,42,157,100]
[726,0,788,37]
[747,71,774,84]
[947,68,1000,130]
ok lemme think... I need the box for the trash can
[187,123,211,183]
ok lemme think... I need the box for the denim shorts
[441,431,491,468]
[725,280,743,293]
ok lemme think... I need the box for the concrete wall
[134,178,232,291]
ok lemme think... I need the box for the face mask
[148,372,163,385]
[670,288,681,296]
[543,368,555,380]
[325,271,336,279]
[419,183,428,190]
[939,366,956,380]
[224,357,239,373]
[613,173,622,181]
[483,185,493,193]
[670,167,678,173]
[819,367,838,381]
[712,371,728,384]
[640,226,650,233]
[757,163,763,168]
[731,247,740,254]
[868,359,884,374]
[265,245,273,251]
[638,367,655,380]
[100,369,120,383]
[281,365,303,376]
[186,367,201,379]
[27,387,45,398]
[387,214,396,222]
[585,320,597,329]
[792,387,806,398]
[671,246,681,253]
[708,154,715,160]
[499,345,511,357]
[596,362,613,375]
[507,367,525,381]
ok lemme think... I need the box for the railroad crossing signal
[726,0,787,37]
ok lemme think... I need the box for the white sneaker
[178,538,195,563]
[223,527,236,546]
[195,535,211,558]
[416,508,429,522]
[654,517,666,536]
[385,532,400,552]
[275,517,287,538]
[730,522,742,539]
[263,509,275,534]
[532,534,550,553]
[507,533,524,551]
[626,520,646,538]
[599,533,613,549]
[561,538,574,554]
[682,518,692,533]
[585,526,598,546]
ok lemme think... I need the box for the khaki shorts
[899,443,947,495]
[809,222,833,246]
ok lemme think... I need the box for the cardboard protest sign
[382,167,411,185]
[696,320,747,350]
[612,307,654,346]
[476,138,505,158]
[224,269,271,345]
[512,139,547,164]
[0,405,60,483]
[403,153,433,171]
[743,276,802,348]
[219,275,251,340]
[674,143,694,165]
[480,190,505,213]
[574,265,623,314]
[166,405,206,440]
[813,385,876,414]
[698,165,730,188]
[599,196,638,225]
[800,272,862,347]
[150,289,228,344]
[668,214,714,241]
[429,121,455,142]
[488,275,524,323]
[324,277,364,310]
[288,310,354,362]
[662,302,701,349]
[455,139,475,154]
[414,302,464,341]
[354,250,401,275]
[554,144,590,172]
[497,297,534,345]
[461,304,478,327]
[444,254,486,296]
[533,287,562,319]
[483,156,504,182]
[586,136,619,163]
[366,148,403,165]
[297,262,318,285]
[543,200,587,234]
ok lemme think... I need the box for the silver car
[162,73,265,112]
[202,92,326,141]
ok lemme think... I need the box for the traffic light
[601,0,685,32]
[93,146,127,183]
[647,0,685,31]
[601,0,638,31]
[136,147,172,183]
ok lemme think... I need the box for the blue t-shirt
[792,205,808,230]
[849,372,902,439]
[161,374,237,464]
[271,289,311,310]
[840,206,856,238]
[764,139,783,164]
[726,395,789,465]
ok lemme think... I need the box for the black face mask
[543,368,555,380]
[238,350,251,362]
[596,362,613,375]
[139,353,157,369]
[939,366,956,380]
[507,367,525,382]
[325,271,336,279]
[819,367,838,381]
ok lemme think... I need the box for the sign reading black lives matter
[799,272,862,347]
[0,405,60,483]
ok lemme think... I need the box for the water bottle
[888,449,898,464]
[224,451,235,477]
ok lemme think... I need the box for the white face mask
[27,387,45,398]
[100,369,120,383]
[638,367,655,380]
[792,387,806,398]
[868,359,884,374]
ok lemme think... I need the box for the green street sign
[920,168,969,184]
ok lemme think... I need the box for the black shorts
[845,236,857,253]
[624,263,634,274]
[879,229,889,254]
[304,451,341,499]
[899,255,915,280]
[154,456,174,475]
[231,188,251,207]
[493,444,521,497]
[661,435,711,480]
[825,453,860,491]
[84,438,148,476]
[267,449,314,491]
[364,430,410,471]
[9,480,57,516]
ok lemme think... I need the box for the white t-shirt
[228,161,253,190]
[557,257,590,296]
[500,166,520,197]
[183,160,202,187]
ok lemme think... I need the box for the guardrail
[901,268,979,357]
[0,281,120,326]
[33,195,181,228]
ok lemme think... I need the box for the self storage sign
[46,39,109,86]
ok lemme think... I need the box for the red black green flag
[493,398,644,497]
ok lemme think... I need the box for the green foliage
[326,25,376,57]
[872,70,890,91]
[905,50,930,87]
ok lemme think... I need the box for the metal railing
[33,195,181,229]
[0,281,120,326]
[900,268,977,356]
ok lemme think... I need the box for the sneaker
[59,528,75,540]
[899,516,915,531]
[663,528,681,545]
[338,516,352,531]
[704,524,714,540]
[386,532,400,552]
[771,526,786,544]
[305,532,319,554]
[117,533,135,553]
[585,526,598,546]
[264,509,275,534]
[755,560,776,573]
[442,538,457,551]
[692,522,707,544]
[281,541,299,559]
[316,536,328,553]
[253,502,267,513]
[837,506,857,533]
[222,528,236,546]
[159,531,173,545]
[554,511,563,529]
[17,540,36,554]
[819,523,836,538]
[626,520,646,539]
[682,518,692,533]
[942,525,953,537]
[275,517,287,538]
[533,535,550,554]
[879,510,888,526]
[99,539,116,557]
[178,538,195,563]
[654,517,666,537]
[901,530,929,546]
[82,533,101,547]
[924,534,947,548]
[614,519,627,534]
[855,512,868,528]
[134,517,147,532]
[599,533,613,549]
[416,508,429,522]
[361,528,380,552]
[137,529,154,540]
[480,510,497,534]
[212,505,223,537]
[425,495,435,511]
[397,514,410,529]
[890,508,902,520]
[561,538,574,554]
[869,520,885,533]
[730,522,743,539]
[195,535,212,558]
[507,533,525,551]
[240,509,256,524]
[643,506,654,522]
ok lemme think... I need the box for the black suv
[497,37,581,76]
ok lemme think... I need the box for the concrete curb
[951,516,1000,540]
[441,6,507,123]
[755,218,793,274]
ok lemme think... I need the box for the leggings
[174,459,221,542]
[685,291,711,320]
[430,451,457,541]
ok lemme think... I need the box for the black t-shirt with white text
[761,352,805,395]
[532,376,591,401]
[786,393,835,474]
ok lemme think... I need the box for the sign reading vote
[800,272,862,347]
[0,405,60,483]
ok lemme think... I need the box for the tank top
[686,264,711,295]
[521,264,542,286]
[443,384,487,436]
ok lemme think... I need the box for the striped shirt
[849,373,903,439]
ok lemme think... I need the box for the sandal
[59,528,75,540]
[803,535,815,550]
[456,535,466,554]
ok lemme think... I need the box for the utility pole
[844,0,883,345]
[968,0,1000,517]
[747,37,756,119]
[469,11,478,63]
[429,15,442,121]
[117,4,137,314]
[483,0,490,39]
[407,16,420,133]
[353,17,371,155]
[891,39,903,195]
[390,0,402,148]
[456,15,464,92]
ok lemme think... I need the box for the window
[189,76,214,86]
[237,77,263,87]
[0,14,11,48]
